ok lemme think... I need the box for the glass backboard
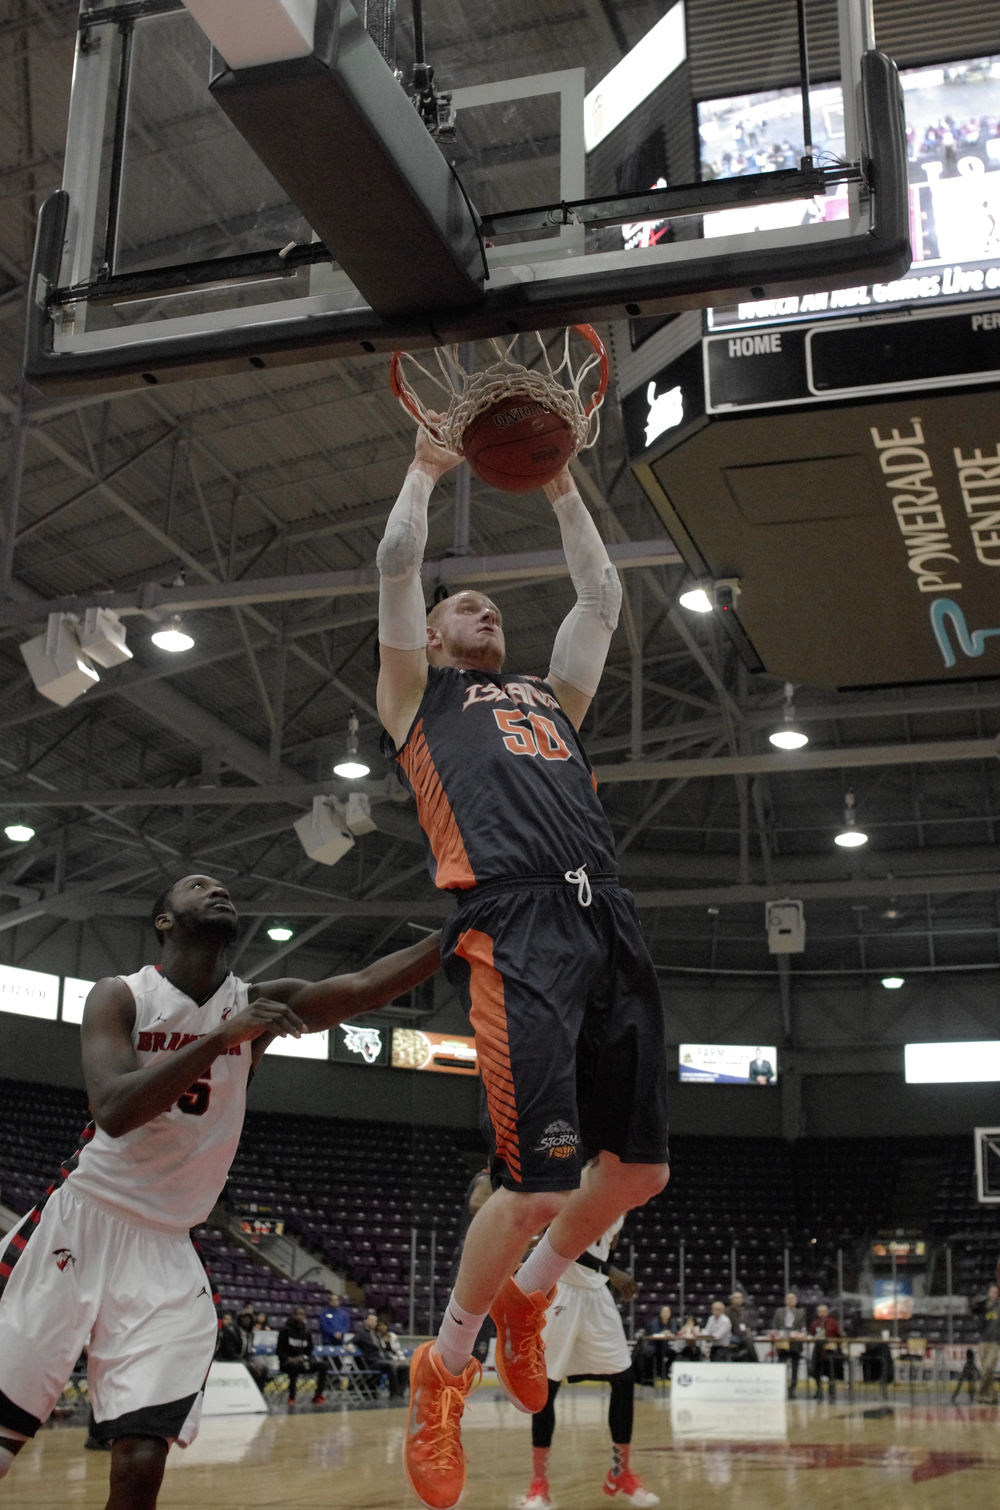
[25,0,910,395]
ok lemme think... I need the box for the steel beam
[0,540,680,627]
[593,737,1000,784]
[588,689,1000,757]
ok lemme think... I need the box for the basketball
[461,394,575,493]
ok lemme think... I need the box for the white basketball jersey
[562,1217,625,1290]
[67,965,252,1231]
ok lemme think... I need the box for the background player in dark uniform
[376,424,670,1510]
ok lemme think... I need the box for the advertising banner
[392,1029,479,1075]
[679,1045,778,1084]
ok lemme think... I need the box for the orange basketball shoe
[490,1275,553,1414]
[403,1341,480,1510]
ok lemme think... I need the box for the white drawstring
[564,866,592,908]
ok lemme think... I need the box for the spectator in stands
[975,1284,1000,1403]
[676,1317,702,1362]
[215,1313,244,1362]
[254,1312,269,1330]
[277,1308,329,1406]
[703,1302,732,1360]
[354,1314,408,1397]
[649,1305,675,1380]
[771,1292,807,1397]
[377,1319,411,1396]
[726,1291,757,1363]
[236,1302,256,1345]
[318,1292,351,1347]
[809,1304,843,1400]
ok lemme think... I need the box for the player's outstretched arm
[251,928,441,1035]
[376,421,461,748]
[81,977,305,1137]
[543,465,622,730]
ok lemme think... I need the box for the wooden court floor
[5,1386,1000,1510]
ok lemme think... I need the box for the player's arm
[543,466,622,731]
[376,423,462,749]
[249,929,441,1040]
[81,977,305,1137]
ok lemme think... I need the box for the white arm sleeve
[376,468,433,651]
[547,487,621,697]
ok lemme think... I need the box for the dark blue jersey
[383,666,618,889]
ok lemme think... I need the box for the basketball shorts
[0,1180,217,1446]
[542,1281,632,1380]
[442,875,670,1192]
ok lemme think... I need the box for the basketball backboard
[24,0,910,395]
[974,1128,1000,1204]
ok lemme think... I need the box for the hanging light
[333,711,370,779]
[679,584,714,613]
[151,614,195,652]
[4,821,34,843]
[267,924,294,942]
[881,976,905,990]
[834,789,868,848]
[768,682,808,750]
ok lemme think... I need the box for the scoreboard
[705,302,1000,412]
[623,302,1000,692]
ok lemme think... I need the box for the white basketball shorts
[0,1180,217,1446]
[541,1281,632,1380]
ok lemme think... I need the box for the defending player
[520,1211,659,1510]
[0,874,439,1509]
[376,426,670,1510]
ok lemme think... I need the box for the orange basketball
[461,394,574,493]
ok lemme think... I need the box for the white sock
[435,1293,488,1377]
[515,1232,574,1297]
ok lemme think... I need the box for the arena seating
[0,1079,994,1338]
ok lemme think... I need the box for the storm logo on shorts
[52,1248,75,1271]
[534,1119,580,1160]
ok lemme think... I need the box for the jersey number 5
[177,1075,211,1116]
[494,709,571,761]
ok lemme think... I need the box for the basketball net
[390,326,609,457]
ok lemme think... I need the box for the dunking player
[519,1205,658,1510]
[0,874,439,1509]
[376,425,670,1510]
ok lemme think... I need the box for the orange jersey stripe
[397,721,476,890]
[455,928,522,1180]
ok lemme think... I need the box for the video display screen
[700,55,1000,330]
[905,1040,1000,1083]
[679,1044,778,1084]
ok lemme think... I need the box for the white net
[392,328,606,456]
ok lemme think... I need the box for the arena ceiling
[0,0,998,1022]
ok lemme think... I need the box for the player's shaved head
[427,590,502,631]
[426,591,505,672]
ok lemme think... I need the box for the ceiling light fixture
[267,924,293,942]
[333,711,370,779]
[834,789,868,848]
[679,585,713,613]
[768,681,809,750]
[4,822,34,843]
[882,976,905,990]
[151,615,195,652]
